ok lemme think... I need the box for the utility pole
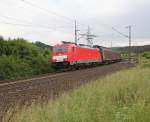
[75,20,79,44]
[111,40,112,48]
[86,26,97,46]
[87,26,92,46]
[79,26,97,47]
[111,34,114,48]
[126,26,132,63]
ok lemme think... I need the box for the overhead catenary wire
[1,0,113,36]
[0,15,32,24]
[0,21,72,34]
[21,0,89,43]
[0,15,74,30]
[1,0,112,30]
[0,21,54,30]
[21,0,74,23]
[0,0,72,28]
[21,0,89,28]
[112,27,128,38]
[0,0,126,47]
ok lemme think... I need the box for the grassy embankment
[4,61,150,122]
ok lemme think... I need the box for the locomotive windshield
[53,47,68,53]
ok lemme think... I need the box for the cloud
[0,0,149,46]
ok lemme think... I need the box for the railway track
[0,62,133,120]
[0,72,69,87]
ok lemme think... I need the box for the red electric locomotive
[52,42,102,68]
[51,42,121,69]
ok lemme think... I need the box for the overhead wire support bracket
[112,27,128,38]
[112,26,132,63]
[75,20,80,44]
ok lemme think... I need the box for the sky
[0,0,150,47]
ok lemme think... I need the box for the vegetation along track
[0,61,133,119]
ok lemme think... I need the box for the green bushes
[0,56,33,80]
[142,51,150,59]
[140,51,150,67]
[0,37,52,80]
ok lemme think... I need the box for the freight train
[51,42,121,69]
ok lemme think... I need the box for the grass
[4,66,150,122]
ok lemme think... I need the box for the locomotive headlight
[52,57,56,62]
[52,55,67,62]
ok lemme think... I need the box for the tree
[0,37,53,80]
[0,36,4,41]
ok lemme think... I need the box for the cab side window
[72,47,75,52]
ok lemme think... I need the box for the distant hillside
[34,41,150,53]
[34,41,53,50]
[34,41,150,54]
[112,45,150,53]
